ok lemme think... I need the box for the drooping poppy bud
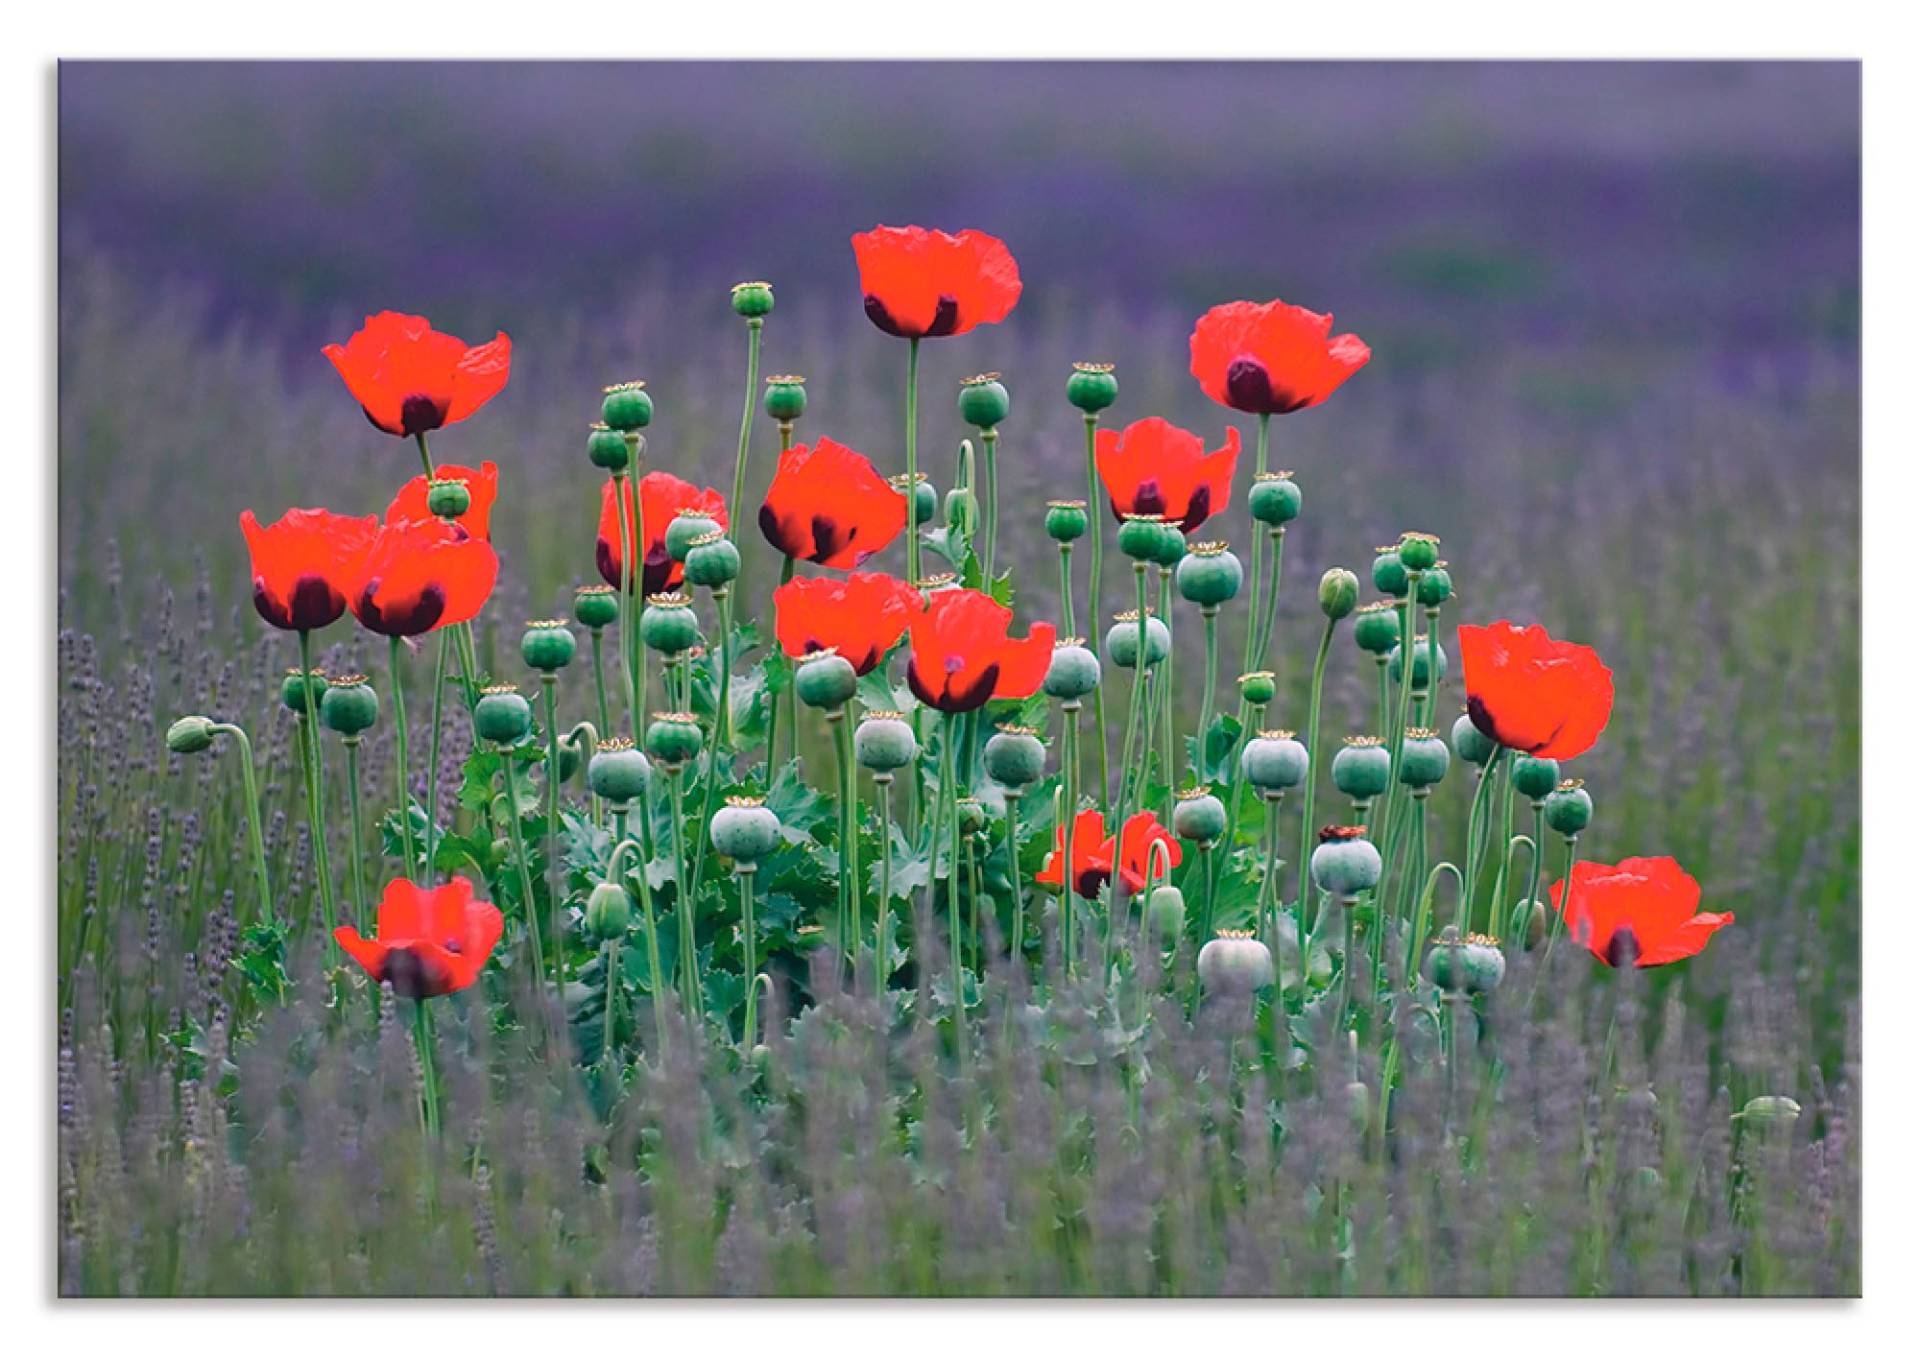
[166,715,217,755]
[1319,567,1360,620]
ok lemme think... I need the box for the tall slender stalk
[874,772,895,997]
[387,635,420,884]
[612,468,640,735]
[981,427,999,578]
[1003,788,1025,966]
[411,999,440,1140]
[734,863,759,1051]
[498,750,552,1005]
[211,722,273,926]
[296,631,338,937]
[1240,414,1271,671]
[727,318,762,550]
[1291,618,1336,946]
[904,337,922,587]
[540,677,565,988]
[1082,416,1111,796]
[665,768,702,1021]
[588,629,612,744]
[342,734,369,932]
[830,708,859,969]
[1059,703,1081,979]
[1196,607,1220,764]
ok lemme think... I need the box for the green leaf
[1186,713,1243,786]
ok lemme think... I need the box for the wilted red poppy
[1036,809,1182,899]
[239,507,378,632]
[773,571,924,675]
[348,517,498,637]
[1096,416,1241,532]
[905,588,1055,714]
[1458,620,1615,761]
[1189,299,1370,416]
[334,875,504,998]
[386,460,500,539]
[597,471,728,596]
[759,436,907,568]
[1549,856,1731,968]
[852,224,1022,339]
[323,311,511,437]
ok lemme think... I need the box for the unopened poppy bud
[665,510,722,563]
[1388,639,1448,692]
[1172,541,1241,609]
[1238,670,1276,706]
[555,740,582,784]
[1425,925,1507,994]
[1544,779,1592,837]
[1521,898,1548,948]
[1416,565,1453,608]
[855,711,918,773]
[1451,712,1495,766]
[587,423,631,471]
[1332,736,1391,801]
[573,584,619,630]
[588,738,651,803]
[1319,567,1360,620]
[1066,361,1118,413]
[1352,599,1401,655]
[1735,1095,1802,1126]
[1173,788,1228,843]
[730,280,774,319]
[1242,729,1309,792]
[958,372,1010,429]
[890,473,938,526]
[1512,754,1561,802]
[321,675,379,736]
[1371,545,1409,597]
[645,712,704,766]
[1146,884,1185,943]
[426,478,471,519]
[601,381,654,432]
[586,881,632,940]
[1044,641,1102,701]
[640,594,702,654]
[1198,930,1274,997]
[1248,471,1302,526]
[763,374,807,423]
[684,532,741,590]
[474,685,533,745]
[944,486,977,539]
[1311,825,1382,902]
[282,668,327,713]
[1045,499,1088,542]
[794,650,857,709]
[1104,610,1170,669]
[983,725,1046,787]
[1397,531,1440,572]
[1399,729,1450,790]
[956,797,987,836]
[1117,513,1175,563]
[521,619,577,672]
[166,715,217,755]
[710,795,781,862]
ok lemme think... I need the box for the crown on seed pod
[1319,824,1370,842]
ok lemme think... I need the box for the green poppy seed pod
[586,881,632,940]
[665,511,722,563]
[1150,528,1187,571]
[956,797,988,837]
[1352,600,1401,655]
[587,423,631,471]
[1238,670,1277,706]
[644,713,704,766]
[1045,499,1088,542]
[763,374,807,423]
[983,725,1046,787]
[521,619,577,673]
[1399,729,1451,789]
[587,739,651,803]
[1513,755,1560,802]
[1248,471,1302,526]
[1425,925,1507,994]
[320,676,379,736]
[1146,884,1186,944]
[855,711,918,773]
[1310,826,1383,902]
[573,585,619,630]
[1241,730,1309,792]
[1398,532,1440,572]
[1117,514,1173,562]
[1318,567,1360,620]
[1173,790,1228,843]
[1332,737,1392,800]
[601,381,653,432]
[1451,712,1495,766]
[1736,1095,1803,1126]
[281,668,327,713]
[1544,780,1593,837]
[684,533,741,590]
[474,686,533,745]
[730,280,774,318]
[958,372,1010,429]
[1198,930,1274,998]
[891,473,938,526]
[166,715,217,755]
[1387,639,1448,692]
[1371,546,1409,598]
[1175,542,1243,608]
[1044,642,1102,701]
[1104,612,1170,669]
[1416,565,1453,608]
[426,478,471,519]
[1066,361,1118,413]
[640,595,702,655]
[710,796,781,862]
[794,651,857,709]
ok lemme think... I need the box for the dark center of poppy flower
[398,393,450,438]
[1179,486,1211,533]
[862,293,960,339]
[1604,926,1641,968]
[359,579,447,637]
[1073,864,1110,899]
[256,573,343,632]
[381,945,444,1000]
[757,504,801,557]
[1133,478,1167,517]
[810,515,851,563]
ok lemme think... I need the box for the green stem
[387,635,420,884]
[1253,524,1286,674]
[601,938,619,1073]
[1060,705,1080,979]
[666,770,702,1021]
[343,736,369,932]
[904,337,922,587]
[540,678,565,987]
[1082,415,1110,798]
[875,774,894,997]
[939,716,963,1014]
[1157,568,1176,817]
[1003,789,1025,967]
[424,631,449,881]
[297,630,337,938]
[1520,803,1548,940]
[831,709,857,967]
[498,750,552,1005]
[413,431,434,479]
[213,723,273,927]
[613,470,640,737]
[735,865,758,1049]
[589,630,612,747]
[1240,413,1271,672]
[611,816,669,1054]
[1291,618,1336,946]
[411,998,440,1139]
[1372,581,1423,913]
[728,320,762,550]
[981,428,999,578]
[1196,608,1220,770]
[1058,543,1076,639]
[1531,835,1580,1005]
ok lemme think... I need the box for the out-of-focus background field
[59,60,1859,1041]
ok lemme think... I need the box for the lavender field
[55,62,1860,1295]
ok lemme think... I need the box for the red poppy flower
[323,311,511,437]
[238,507,378,632]
[852,224,1022,339]
[1458,620,1615,761]
[334,875,505,998]
[348,517,498,637]
[1095,416,1241,532]
[759,436,906,568]
[1549,856,1731,968]
[1189,299,1370,416]
[773,572,924,675]
[1036,809,1182,899]
[386,460,500,539]
[905,588,1055,714]
[596,471,729,597]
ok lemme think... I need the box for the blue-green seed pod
[320,676,379,736]
[1172,789,1228,843]
[1332,737,1391,800]
[640,595,702,655]
[1352,600,1401,655]
[1238,670,1276,706]
[644,712,704,766]
[587,423,631,471]
[710,796,781,862]
[282,668,327,713]
[855,711,918,773]
[166,715,217,755]
[1399,729,1451,789]
[1104,611,1170,669]
[1117,513,1174,562]
[891,473,937,526]
[983,725,1046,787]
[730,280,774,319]
[1544,780,1593,837]
[763,374,807,423]
[958,372,1010,429]
[588,739,651,803]
[1198,930,1274,997]
[1241,729,1309,792]
[601,381,653,433]
[684,532,741,590]
[1416,565,1453,608]
[1450,712,1495,766]
[1425,925,1507,993]
[1387,638,1448,692]
[665,510,721,563]
[1149,526,1187,570]
[1044,642,1102,701]
[794,651,857,709]
[586,881,632,940]
[1371,546,1409,598]
[574,584,619,629]
[1310,826,1383,901]
[426,478,471,519]
[1319,567,1360,620]
[1397,532,1440,572]
[1045,499,1088,543]
[474,686,533,745]
[1066,361,1118,413]
[1513,755,1561,802]
[1175,542,1243,607]
[1248,471,1302,526]
[521,619,577,672]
